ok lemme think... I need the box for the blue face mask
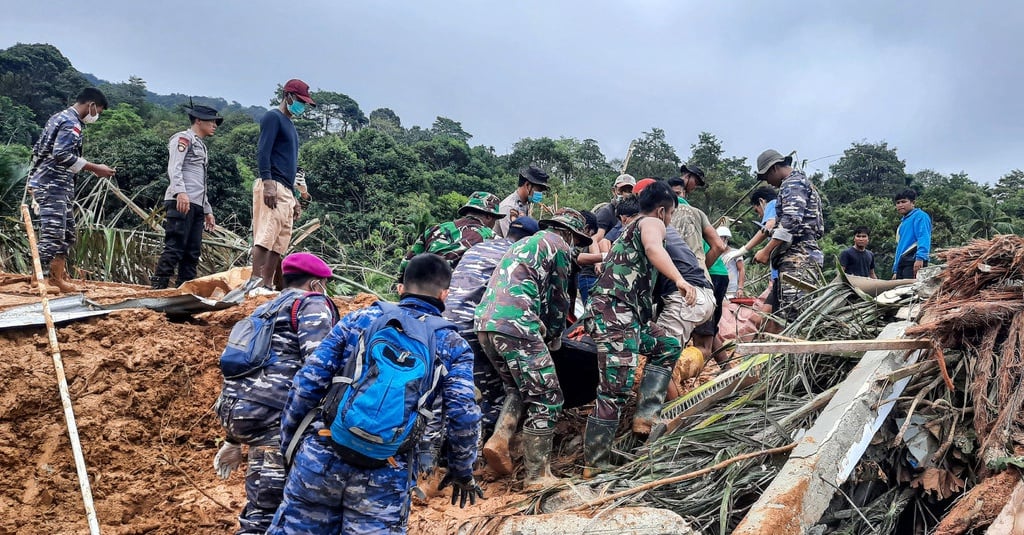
[287,99,306,117]
[530,191,543,203]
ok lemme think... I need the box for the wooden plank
[735,338,931,356]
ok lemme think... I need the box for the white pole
[21,203,102,535]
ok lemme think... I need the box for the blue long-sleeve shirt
[893,207,932,273]
[257,109,299,188]
[279,296,481,478]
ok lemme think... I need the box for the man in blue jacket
[268,254,482,534]
[893,189,932,279]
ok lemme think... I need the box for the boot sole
[482,441,514,476]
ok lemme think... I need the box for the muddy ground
[0,276,527,535]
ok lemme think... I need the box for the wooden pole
[734,338,932,356]
[21,204,102,535]
[569,443,797,512]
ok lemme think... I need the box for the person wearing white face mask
[249,79,317,295]
[27,87,116,293]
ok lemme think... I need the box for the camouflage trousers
[215,395,286,534]
[467,335,505,439]
[32,185,76,269]
[267,435,412,535]
[477,331,564,432]
[774,246,824,323]
[585,298,682,421]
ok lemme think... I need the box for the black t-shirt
[657,226,713,296]
[840,247,875,277]
[595,202,617,234]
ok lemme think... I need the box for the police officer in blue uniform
[28,87,116,292]
[151,104,221,289]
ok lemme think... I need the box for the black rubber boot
[583,416,618,479]
[150,276,170,290]
[521,428,559,489]
[632,365,672,436]
[481,391,523,476]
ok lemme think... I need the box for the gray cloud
[4,0,1022,182]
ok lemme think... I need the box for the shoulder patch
[509,209,520,220]
[72,125,81,136]
[177,136,190,153]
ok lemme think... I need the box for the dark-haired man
[751,150,824,322]
[151,104,223,289]
[475,209,591,487]
[28,87,116,293]
[840,226,877,278]
[250,79,316,293]
[398,192,505,282]
[893,189,931,279]
[269,253,482,534]
[214,252,337,534]
[496,166,549,237]
[581,180,698,478]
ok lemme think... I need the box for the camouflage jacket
[587,216,659,324]
[279,297,481,479]
[219,289,337,410]
[474,230,572,341]
[443,237,514,333]
[28,107,87,191]
[773,170,824,248]
[398,214,496,281]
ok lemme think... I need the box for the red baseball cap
[633,178,658,193]
[283,79,316,105]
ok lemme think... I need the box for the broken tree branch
[569,443,797,512]
[735,338,931,356]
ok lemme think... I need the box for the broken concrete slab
[455,506,697,535]
[734,322,925,535]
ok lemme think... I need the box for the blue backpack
[319,302,453,467]
[219,292,337,379]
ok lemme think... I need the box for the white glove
[213,442,244,479]
[721,246,749,265]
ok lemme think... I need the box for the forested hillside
[2,42,1022,293]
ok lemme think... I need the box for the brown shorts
[252,179,296,255]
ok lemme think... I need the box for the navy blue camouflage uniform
[268,296,480,535]
[772,169,825,321]
[443,237,515,438]
[215,289,337,534]
[28,107,89,270]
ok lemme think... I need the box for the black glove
[438,472,484,508]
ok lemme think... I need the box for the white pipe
[21,203,102,535]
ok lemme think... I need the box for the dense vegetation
[2,43,1021,294]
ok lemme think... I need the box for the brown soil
[0,276,524,535]
[932,469,1022,535]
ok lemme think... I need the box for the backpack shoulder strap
[290,292,340,332]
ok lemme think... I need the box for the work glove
[720,246,749,265]
[213,441,244,480]
[438,472,485,508]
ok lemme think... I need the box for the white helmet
[716,226,732,238]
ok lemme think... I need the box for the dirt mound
[0,281,522,534]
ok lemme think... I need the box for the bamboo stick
[735,338,932,356]
[21,204,102,535]
[569,443,797,512]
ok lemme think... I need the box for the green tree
[822,142,910,207]
[624,128,680,179]
[0,95,40,146]
[0,43,88,124]
[993,169,1024,220]
[368,107,402,136]
[307,90,367,137]
[953,193,1015,239]
[86,103,145,142]
[431,116,471,143]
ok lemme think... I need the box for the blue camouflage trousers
[32,185,75,269]
[268,435,412,535]
[774,246,824,323]
[216,395,286,534]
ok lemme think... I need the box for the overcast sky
[3,1,1023,182]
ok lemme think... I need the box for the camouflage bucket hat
[539,208,593,247]
[459,191,506,218]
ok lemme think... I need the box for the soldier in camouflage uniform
[397,191,505,282]
[269,254,482,535]
[581,180,698,478]
[27,88,116,293]
[751,150,824,323]
[474,209,591,487]
[442,217,539,442]
[213,253,338,534]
